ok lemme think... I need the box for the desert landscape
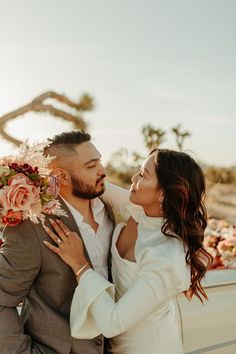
[206,184,236,223]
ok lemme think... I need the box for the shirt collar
[60,195,104,228]
[91,197,104,216]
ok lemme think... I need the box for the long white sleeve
[70,245,190,339]
[102,182,142,220]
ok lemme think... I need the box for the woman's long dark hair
[152,149,212,302]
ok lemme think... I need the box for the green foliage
[171,124,191,151]
[142,124,166,150]
[77,93,94,111]
[106,148,139,188]
[106,122,235,188]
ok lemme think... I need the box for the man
[0,130,115,354]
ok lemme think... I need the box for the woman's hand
[43,219,88,275]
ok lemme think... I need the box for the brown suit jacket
[0,197,115,354]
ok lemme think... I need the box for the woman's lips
[130,185,136,192]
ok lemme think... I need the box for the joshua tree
[0,91,94,146]
[171,124,191,151]
[109,148,129,169]
[142,124,166,151]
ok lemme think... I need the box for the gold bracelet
[75,262,89,277]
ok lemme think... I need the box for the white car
[16,268,236,353]
[176,269,236,354]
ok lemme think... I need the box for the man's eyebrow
[84,156,101,165]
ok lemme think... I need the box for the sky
[0,0,235,167]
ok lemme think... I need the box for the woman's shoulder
[137,235,187,270]
[136,238,190,291]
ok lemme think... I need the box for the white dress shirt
[62,196,113,279]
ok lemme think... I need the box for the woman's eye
[87,164,96,169]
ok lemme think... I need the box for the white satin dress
[70,184,190,354]
[70,184,191,354]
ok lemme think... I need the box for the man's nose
[98,163,106,176]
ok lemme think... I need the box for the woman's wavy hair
[151,148,213,302]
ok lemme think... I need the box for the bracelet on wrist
[75,262,90,278]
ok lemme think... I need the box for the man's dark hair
[44,130,91,164]
[48,130,91,147]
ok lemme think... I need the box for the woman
[44,149,212,354]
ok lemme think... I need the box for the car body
[14,265,236,353]
[176,269,236,354]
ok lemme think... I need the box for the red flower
[2,210,22,226]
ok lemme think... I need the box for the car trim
[204,281,236,289]
[186,339,236,354]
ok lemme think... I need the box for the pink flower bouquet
[0,141,66,245]
[204,219,236,269]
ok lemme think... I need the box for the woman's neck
[143,205,162,217]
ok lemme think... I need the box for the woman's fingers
[44,225,62,245]
[49,219,67,242]
[43,240,61,255]
[43,223,88,271]
[55,219,71,236]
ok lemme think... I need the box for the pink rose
[204,235,218,247]
[217,237,236,253]
[41,200,58,214]
[8,173,33,187]
[0,183,39,212]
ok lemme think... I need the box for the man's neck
[60,193,91,218]
[60,192,99,232]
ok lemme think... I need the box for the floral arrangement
[0,141,66,240]
[204,219,236,269]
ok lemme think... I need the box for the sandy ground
[206,184,236,223]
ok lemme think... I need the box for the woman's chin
[129,191,139,205]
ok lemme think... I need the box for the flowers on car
[0,141,66,240]
[204,219,236,269]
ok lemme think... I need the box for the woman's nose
[131,173,138,183]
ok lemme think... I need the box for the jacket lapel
[99,197,116,282]
[56,196,116,279]
[56,196,93,268]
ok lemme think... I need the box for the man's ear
[53,168,71,186]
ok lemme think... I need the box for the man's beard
[71,176,105,199]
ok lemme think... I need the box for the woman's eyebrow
[141,167,149,175]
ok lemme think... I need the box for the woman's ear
[53,168,71,186]
[157,188,164,202]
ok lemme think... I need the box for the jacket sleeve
[0,222,42,354]
[70,247,190,339]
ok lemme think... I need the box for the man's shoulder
[3,219,44,245]
[6,219,42,232]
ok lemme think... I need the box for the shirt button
[95,339,103,346]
